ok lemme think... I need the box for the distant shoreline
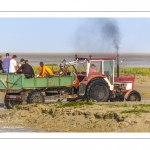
[0,52,150,68]
[1,52,150,57]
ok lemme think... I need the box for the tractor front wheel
[127,92,141,101]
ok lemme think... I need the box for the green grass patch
[32,65,150,76]
[49,109,53,115]
[56,101,93,108]
[123,103,129,107]
[41,109,48,114]
[138,104,150,107]
[32,66,39,74]
[106,103,130,108]
[41,108,54,116]
[121,109,150,114]
[116,67,150,76]
[14,104,23,110]
[132,104,150,109]
[45,63,58,66]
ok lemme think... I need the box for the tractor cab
[75,55,115,85]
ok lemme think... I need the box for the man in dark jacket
[17,60,35,78]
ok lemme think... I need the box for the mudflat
[1,102,150,132]
[0,75,150,132]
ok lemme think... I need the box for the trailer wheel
[4,95,13,109]
[86,79,109,102]
[4,95,22,109]
[27,90,45,104]
[127,92,141,101]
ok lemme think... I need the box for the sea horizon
[0,52,150,67]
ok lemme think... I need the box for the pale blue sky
[0,18,150,53]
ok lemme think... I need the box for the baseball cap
[12,55,17,58]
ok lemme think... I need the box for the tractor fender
[80,74,106,86]
[124,90,141,101]
[79,76,107,97]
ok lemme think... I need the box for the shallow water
[1,52,150,67]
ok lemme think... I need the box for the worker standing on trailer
[2,53,11,73]
[9,55,17,73]
[39,62,54,77]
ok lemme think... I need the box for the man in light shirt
[9,55,17,73]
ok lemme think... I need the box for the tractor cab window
[104,60,114,84]
[90,61,102,73]
[76,60,87,75]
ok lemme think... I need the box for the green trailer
[0,73,76,109]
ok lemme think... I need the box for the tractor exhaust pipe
[116,45,119,77]
[117,51,119,77]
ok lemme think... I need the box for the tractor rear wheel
[27,90,45,104]
[86,79,109,102]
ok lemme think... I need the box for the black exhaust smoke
[101,20,121,77]
[75,19,121,77]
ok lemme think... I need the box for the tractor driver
[89,64,98,74]
[39,62,54,77]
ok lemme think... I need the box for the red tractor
[64,54,141,102]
